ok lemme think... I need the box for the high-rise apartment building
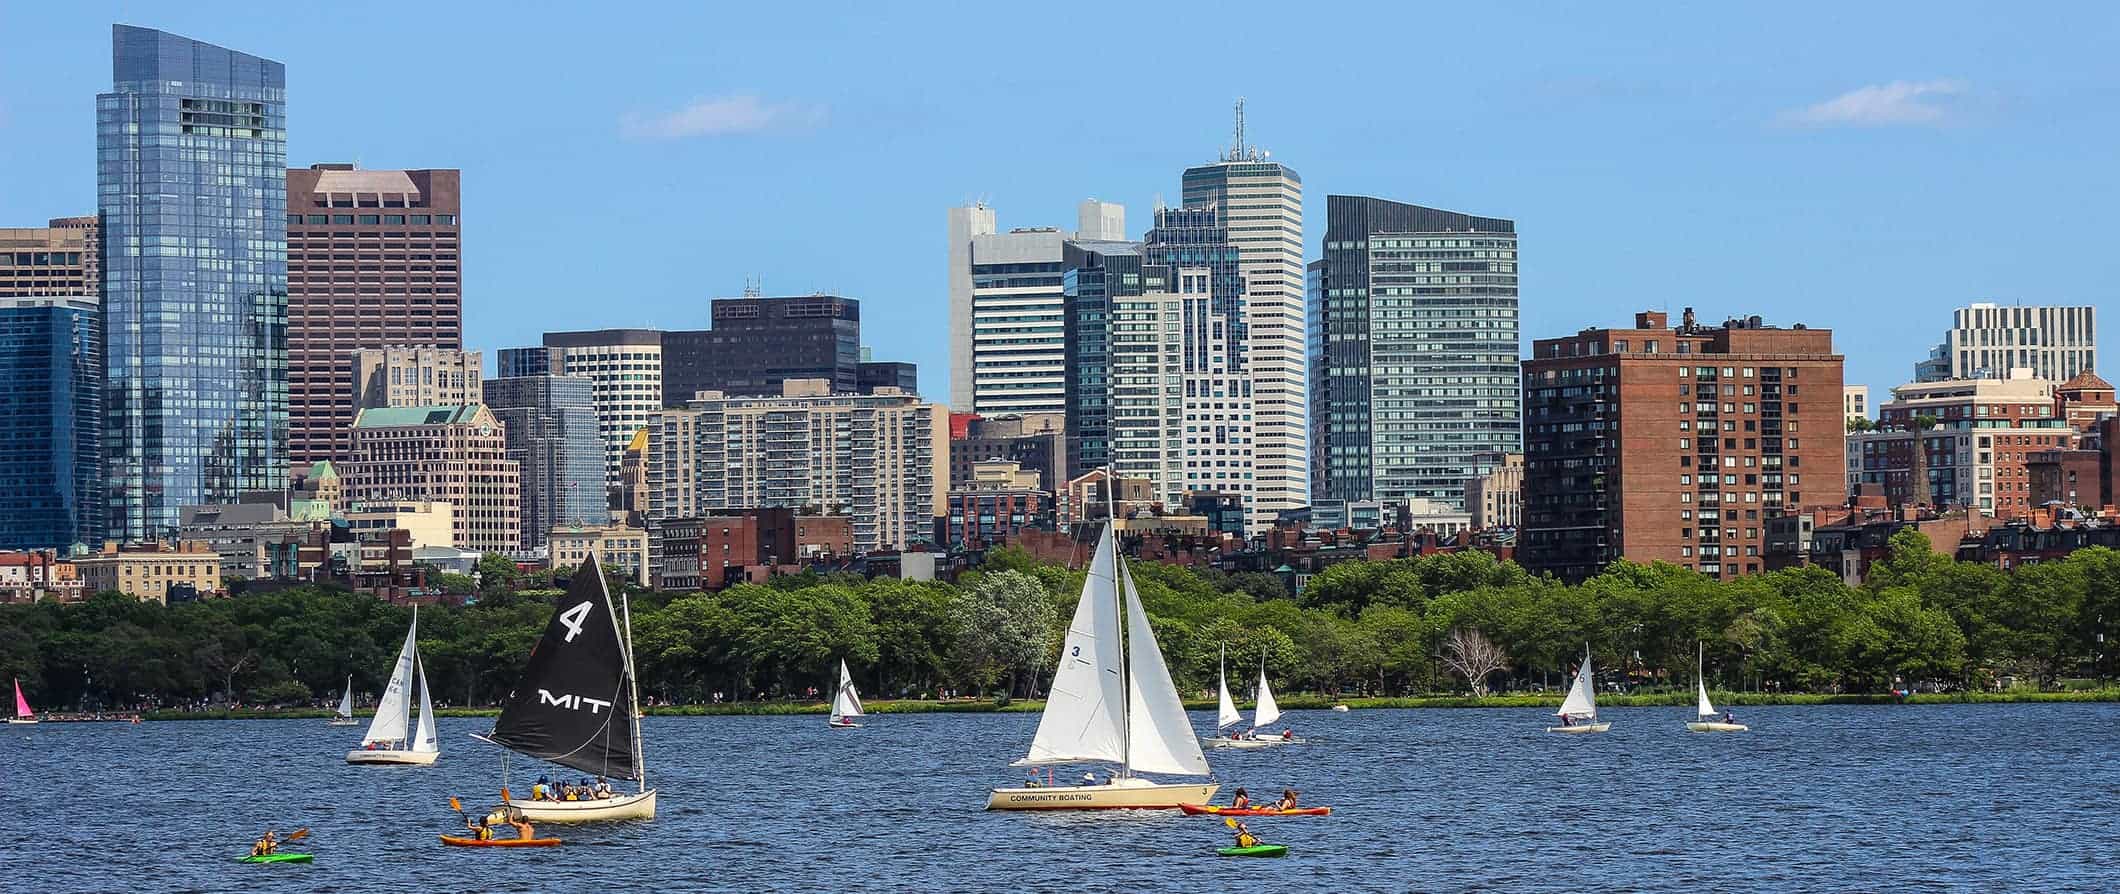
[351,347,482,413]
[647,380,946,553]
[1061,238,1139,477]
[661,294,861,404]
[1521,310,1845,582]
[100,26,287,542]
[285,165,463,465]
[343,404,521,552]
[0,297,103,549]
[484,375,606,551]
[947,204,1081,416]
[0,224,95,297]
[1311,196,1520,512]
[1182,113,1307,521]
[511,330,664,486]
[1914,302,2098,383]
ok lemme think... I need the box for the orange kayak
[439,835,563,848]
[1179,804,1332,817]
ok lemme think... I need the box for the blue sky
[2,2,2113,404]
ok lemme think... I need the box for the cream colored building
[342,500,456,549]
[344,405,521,552]
[352,346,483,412]
[549,524,650,586]
[1466,453,1524,530]
[77,541,222,604]
[1844,385,1870,426]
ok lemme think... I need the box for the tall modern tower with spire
[99,25,288,542]
[1182,100,1308,522]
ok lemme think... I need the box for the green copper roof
[352,405,487,428]
[306,459,339,481]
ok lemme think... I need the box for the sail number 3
[558,601,593,643]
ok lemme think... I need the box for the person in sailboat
[1723,709,1735,725]
[593,777,613,800]
[1229,787,1251,809]
[1022,771,1041,789]
[531,776,551,801]
[1077,772,1100,786]
[1280,728,1294,741]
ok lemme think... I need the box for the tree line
[2,531,2115,709]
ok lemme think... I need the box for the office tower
[351,347,482,412]
[1182,107,1307,521]
[948,204,1074,415]
[520,330,663,485]
[647,380,947,553]
[857,360,918,394]
[285,165,462,465]
[1078,199,1126,241]
[0,297,103,549]
[0,223,94,297]
[100,26,287,542]
[660,294,862,404]
[1521,310,1845,582]
[1311,195,1520,513]
[485,375,605,551]
[343,404,521,552]
[1848,371,2073,519]
[1914,303,2098,383]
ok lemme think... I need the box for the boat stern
[985,781,1219,811]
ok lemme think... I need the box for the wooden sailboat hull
[345,748,439,765]
[1686,721,1749,732]
[507,788,656,822]
[985,781,1219,811]
[1545,722,1612,734]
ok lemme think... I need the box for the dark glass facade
[0,298,104,549]
[1061,239,1140,478]
[484,375,606,551]
[661,295,861,404]
[99,26,287,541]
[856,361,918,394]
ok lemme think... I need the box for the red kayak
[438,835,564,848]
[1179,804,1332,817]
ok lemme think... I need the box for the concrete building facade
[352,346,481,414]
[512,330,664,486]
[949,206,1071,416]
[1466,452,1524,531]
[1915,302,2097,383]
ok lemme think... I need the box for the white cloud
[1779,80,1968,128]
[620,93,826,140]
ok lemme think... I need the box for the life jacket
[1236,833,1259,848]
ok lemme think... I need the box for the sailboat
[828,660,864,729]
[346,607,440,764]
[1200,646,1269,750]
[986,519,1220,810]
[10,678,36,725]
[1686,643,1748,732]
[329,675,358,726]
[1248,651,1303,744]
[1546,646,1611,734]
[480,554,656,822]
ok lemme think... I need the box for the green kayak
[237,853,314,864]
[1217,844,1289,858]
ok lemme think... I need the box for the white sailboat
[329,675,359,726]
[1248,652,1303,744]
[482,554,656,822]
[1200,646,1269,750]
[1546,646,1611,734]
[1686,643,1748,732]
[986,519,1220,810]
[346,607,441,764]
[828,659,864,729]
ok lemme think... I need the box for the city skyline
[3,4,2113,410]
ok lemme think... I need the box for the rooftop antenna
[743,276,762,297]
[1228,97,1247,162]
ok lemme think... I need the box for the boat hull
[828,720,861,729]
[1686,721,1749,732]
[1200,736,1277,750]
[1217,844,1289,857]
[237,853,314,864]
[345,748,439,765]
[506,788,656,822]
[327,717,359,726]
[986,781,1219,811]
[440,835,563,848]
[7,718,38,725]
[1179,804,1332,817]
[1545,722,1612,734]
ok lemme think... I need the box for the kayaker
[1229,787,1251,809]
[1232,821,1260,850]
[1275,788,1299,811]
[506,807,536,841]
[249,831,279,857]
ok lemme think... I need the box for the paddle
[449,796,469,826]
[285,828,310,843]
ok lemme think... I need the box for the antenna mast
[1228,97,1248,162]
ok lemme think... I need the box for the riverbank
[133,688,2120,721]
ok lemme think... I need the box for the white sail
[831,660,865,721]
[335,677,353,719]
[1555,651,1598,719]
[1695,646,1717,717]
[413,656,439,753]
[1252,662,1283,730]
[362,609,419,745]
[1018,526,1127,767]
[1120,563,1211,777]
[1696,676,1717,717]
[1215,653,1242,729]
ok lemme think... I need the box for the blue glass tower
[98,25,287,541]
[485,375,607,551]
[0,298,104,549]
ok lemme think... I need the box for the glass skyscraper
[0,297,104,549]
[485,375,607,551]
[99,26,287,541]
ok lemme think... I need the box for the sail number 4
[557,601,593,643]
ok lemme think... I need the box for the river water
[4,703,2116,892]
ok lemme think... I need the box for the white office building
[1915,302,2097,383]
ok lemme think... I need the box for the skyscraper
[1310,195,1520,512]
[1913,302,2098,383]
[660,294,862,404]
[350,347,482,413]
[485,374,605,551]
[947,203,1087,416]
[0,297,103,549]
[100,25,287,542]
[513,330,664,486]
[285,164,463,465]
[1182,105,1307,520]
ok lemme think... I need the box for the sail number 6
[558,600,593,643]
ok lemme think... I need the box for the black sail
[488,554,641,780]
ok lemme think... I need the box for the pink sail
[14,679,31,718]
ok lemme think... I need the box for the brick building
[1848,371,2077,518]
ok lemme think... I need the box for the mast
[621,584,646,792]
[1109,467,1130,780]
[405,606,419,743]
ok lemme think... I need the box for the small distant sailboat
[1201,646,1269,750]
[1248,652,1302,744]
[346,607,440,765]
[10,678,37,725]
[1686,644,1748,732]
[828,660,864,729]
[985,517,1219,810]
[1546,646,1611,734]
[329,675,359,726]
